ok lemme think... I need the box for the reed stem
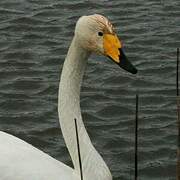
[176,48,180,180]
[135,94,139,180]
[74,118,83,180]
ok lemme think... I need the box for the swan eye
[98,32,103,36]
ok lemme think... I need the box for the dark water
[0,0,179,179]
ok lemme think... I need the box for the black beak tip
[131,68,138,74]
[119,48,138,74]
[119,62,138,74]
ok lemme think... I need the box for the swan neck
[58,37,112,180]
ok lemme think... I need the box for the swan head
[75,14,137,74]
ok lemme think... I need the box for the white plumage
[0,131,77,180]
[0,14,137,180]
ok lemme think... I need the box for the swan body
[0,14,137,180]
[0,131,77,180]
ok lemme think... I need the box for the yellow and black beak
[103,34,137,74]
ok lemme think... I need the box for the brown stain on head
[90,14,115,34]
[89,14,123,62]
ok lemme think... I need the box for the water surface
[0,0,179,179]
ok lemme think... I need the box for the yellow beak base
[103,34,137,74]
[103,34,122,63]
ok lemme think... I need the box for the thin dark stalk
[74,118,83,180]
[177,99,180,180]
[176,48,180,180]
[177,48,179,96]
[135,95,139,180]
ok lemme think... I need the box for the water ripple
[0,0,179,179]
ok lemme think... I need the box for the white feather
[0,15,112,180]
